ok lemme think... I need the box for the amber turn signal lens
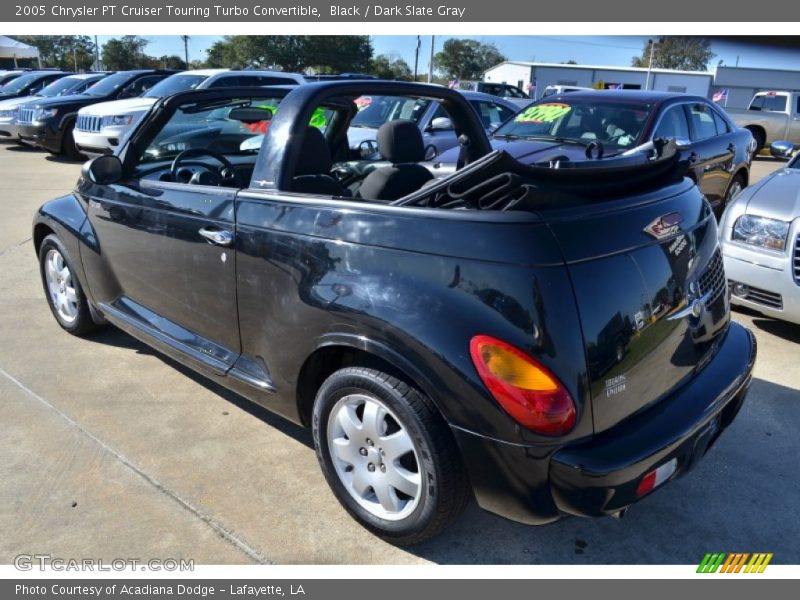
[470,335,576,435]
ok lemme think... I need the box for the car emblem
[668,286,713,321]
[644,212,684,239]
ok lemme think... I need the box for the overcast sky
[93,35,800,73]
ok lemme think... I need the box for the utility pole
[413,35,421,81]
[181,35,190,68]
[427,35,435,84]
[94,35,100,71]
[73,46,78,72]
[644,38,656,91]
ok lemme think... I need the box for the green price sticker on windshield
[515,103,571,124]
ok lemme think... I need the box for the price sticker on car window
[514,103,571,124]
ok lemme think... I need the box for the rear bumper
[453,321,756,524]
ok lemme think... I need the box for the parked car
[541,84,595,97]
[33,81,755,544]
[15,69,178,159]
[725,90,800,153]
[0,70,72,99]
[719,140,800,325]
[74,69,307,156]
[469,81,530,103]
[433,90,755,214]
[0,69,28,87]
[0,73,108,140]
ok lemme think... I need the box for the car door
[79,102,244,377]
[683,102,735,205]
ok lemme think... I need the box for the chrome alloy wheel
[44,248,78,324]
[327,393,422,521]
[727,179,743,203]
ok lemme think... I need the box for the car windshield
[351,95,431,129]
[143,74,209,98]
[140,96,287,163]
[0,73,41,94]
[493,98,652,150]
[38,76,83,97]
[83,72,136,96]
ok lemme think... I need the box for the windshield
[144,74,209,98]
[493,99,652,150]
[351,95,431,128]
[38,76,83,97]
[0,73,41,94]
[140,96,288,163]
[84,72,136,97]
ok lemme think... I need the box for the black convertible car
[33,81,755,544]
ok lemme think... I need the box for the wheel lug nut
[380,464,386,472]
[368,463,375,472]
[366,438,374,446]
[359,448,367,456]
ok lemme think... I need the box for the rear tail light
[635,458,677,497]
[469,335,576,435]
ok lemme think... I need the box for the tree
[15,35,96,71]
[632,37,715,71]
[561,60,578,65]
[434,39,506,80]
[370,53,412,80]
[155,55,187,70]
[204,36,373,74]
[102,36,150,70]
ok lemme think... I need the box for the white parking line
[0,365,270,565]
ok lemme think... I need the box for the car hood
[79,97,157,116]
[744,167,800,222]
[436,137,594,164]
[0,96,37,110]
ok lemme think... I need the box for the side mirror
[428,117,453,131]
[359,139,379,159]
[770,140,794,160]
[82,155,122,185]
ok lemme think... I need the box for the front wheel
[38,234,98,336]
[312,367,469,545]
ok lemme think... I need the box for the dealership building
[483,61,800,109]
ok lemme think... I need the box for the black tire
[748,127,765,155]
[38,234,98,336]
[312,367,469,545]
[720,173,746,215]
[61,124,85,161]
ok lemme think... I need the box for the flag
[713,88,729,103]
[448,79,460,89]
[608,83,623,90]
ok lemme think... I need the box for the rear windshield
[493,98,652,150]
[750,94,787,112]
[144,74,208,98]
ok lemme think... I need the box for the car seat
[289,127,350,196]
[358,120,434,201]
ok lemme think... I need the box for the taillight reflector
[469,335,576,435]
[636,458,678,497]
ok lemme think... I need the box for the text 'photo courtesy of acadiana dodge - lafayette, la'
[0,31,798,570]
[16,584,304,596]
[41,4,468,19]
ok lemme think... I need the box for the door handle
[199,227,233,247]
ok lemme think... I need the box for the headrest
[295,127,333,176]
[377,119,426,164]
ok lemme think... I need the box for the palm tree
[180,36,190,69]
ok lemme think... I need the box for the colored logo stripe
[697,553,773,573]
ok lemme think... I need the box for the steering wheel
[170,148,241,187]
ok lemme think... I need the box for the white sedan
[719,142,800,325]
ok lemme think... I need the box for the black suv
[0,70,72,99]
[16,69,177,159]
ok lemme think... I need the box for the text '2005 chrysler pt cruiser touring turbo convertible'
[33,81,756,544]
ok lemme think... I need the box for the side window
[688,104,717,141]
[471,101,515,129]
[123,75,161,97]
[711,109,729,135]
[654,105,690,140]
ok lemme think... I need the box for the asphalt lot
[0,146,798,565]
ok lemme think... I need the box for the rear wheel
[38,234,98,336]
[747,127,765,155]
[721,173,745,215]
[312,367,469,545]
